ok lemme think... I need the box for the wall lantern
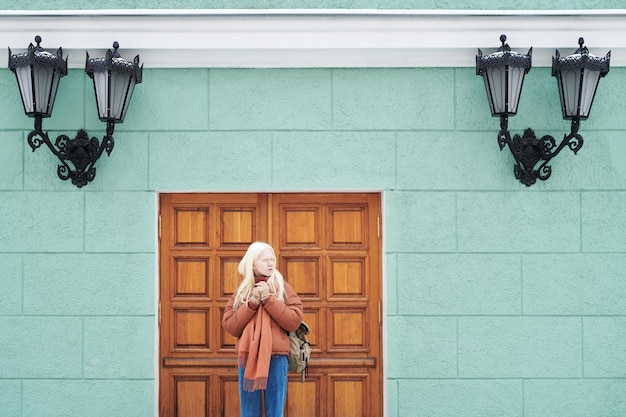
[8,36,142,188]
[476,35,610,186]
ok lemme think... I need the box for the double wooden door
[158,193,382,416]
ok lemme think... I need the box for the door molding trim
[156,191,386,415]
[2,9,625,68]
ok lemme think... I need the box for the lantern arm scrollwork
[27,115,115,188]
[497,115,583,186]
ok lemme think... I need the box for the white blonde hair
[233,241,285,308]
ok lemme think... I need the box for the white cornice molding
[1,9,625,68]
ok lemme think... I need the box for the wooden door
[159,193,382,417]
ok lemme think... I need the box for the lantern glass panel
[92,71,109,120]
[91,68,136,122]
[484,66,505,114]
[557,69,581,118]
[14,66,34,114]
[13,63,61,117]
[110,70,134,121]
[579,69,601,118]
[34,65,61,116]
[507,65,525,114]
[484,64,525,115]
[557,67,601,119]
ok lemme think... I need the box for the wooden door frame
[154,190,386,416]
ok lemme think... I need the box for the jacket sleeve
[222,294,257,338]
[263,282,303,332]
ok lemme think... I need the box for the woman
[222,241,303,417]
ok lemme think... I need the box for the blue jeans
[238,354,288,417]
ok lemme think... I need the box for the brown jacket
[222,281,303,355]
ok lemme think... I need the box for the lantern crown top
[8,35,68,75]
[553,36,610,77]
[85,41,143,84]
[476,34,532,76]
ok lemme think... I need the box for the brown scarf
[238,304,273,392]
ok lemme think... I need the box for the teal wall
[1,32,626,417]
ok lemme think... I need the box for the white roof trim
[1,9,625,68]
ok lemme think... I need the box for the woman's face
[253,248,275,278]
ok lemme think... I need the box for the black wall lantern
[476,35,610,186]
[8,36,142,188]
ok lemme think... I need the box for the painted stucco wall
[1,9,626,417]
[2,63,626,416]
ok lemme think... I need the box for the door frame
[153,189,387,416]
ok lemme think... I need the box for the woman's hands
[247,282,273,310]
[252,281,270,302]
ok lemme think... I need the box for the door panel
[159,193,381,416]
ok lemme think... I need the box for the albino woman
[222,242,303,417]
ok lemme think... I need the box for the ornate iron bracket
[497,115,583,186]
[28,116,115,188]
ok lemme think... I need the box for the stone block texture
[1,59,625,416]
